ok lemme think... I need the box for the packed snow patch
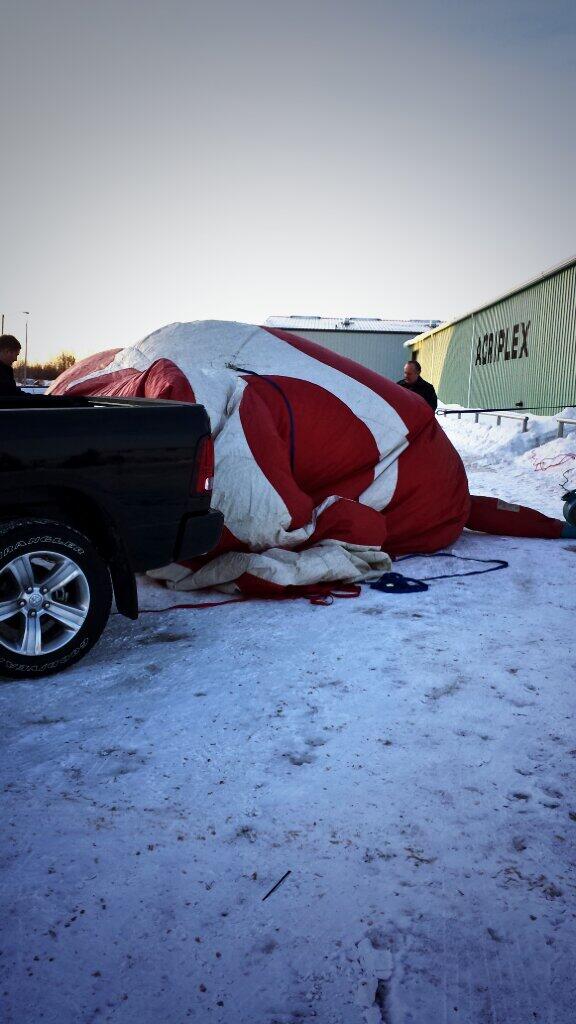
[1,412,575,1024]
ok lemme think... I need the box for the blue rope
[392,551,509,581]
[232,366,296,472]
[370,553,509,593]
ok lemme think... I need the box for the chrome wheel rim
[0,550,90,657]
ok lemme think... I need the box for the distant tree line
[14,351,76,382]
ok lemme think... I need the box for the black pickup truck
[0,395,223,678]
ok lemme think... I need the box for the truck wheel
[0,519,112,679]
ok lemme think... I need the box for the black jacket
[0,361,21,398]
[396,375,438,411]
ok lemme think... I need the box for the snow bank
[443,412,576,518]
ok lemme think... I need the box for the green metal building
[406,255,576,413]
[266,317,438,381]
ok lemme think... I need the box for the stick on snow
[262,870,291,902]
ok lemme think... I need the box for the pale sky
[1,0,575,361]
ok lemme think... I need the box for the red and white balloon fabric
[50,320,555,597]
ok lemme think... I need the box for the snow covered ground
[1,413,576,1024]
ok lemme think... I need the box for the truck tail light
[192,435,215,494]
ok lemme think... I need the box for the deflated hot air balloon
[50,321,570,595]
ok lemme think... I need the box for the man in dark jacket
[396,359,438,410]
[0,335,22,397]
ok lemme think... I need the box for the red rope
[136,584,362,614]
[137,597,245,613]
[531,452,576,471]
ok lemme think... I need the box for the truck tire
[0,518,112,679]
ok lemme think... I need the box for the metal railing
[557,417,576,438]
[437,409,529,432]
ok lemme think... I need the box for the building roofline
[279,326,424,334]
[404,252,576,348]
[267,316,438,334]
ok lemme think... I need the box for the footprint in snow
[284,751,316,766]
[138,631,191,645]
[282,736,327,765]
[97,747,149,776]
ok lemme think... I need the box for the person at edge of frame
[0,335,24,397]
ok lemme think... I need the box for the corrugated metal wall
[291,330,415,381]
[409,261,576,411]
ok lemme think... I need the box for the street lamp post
[22,312,30,381]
